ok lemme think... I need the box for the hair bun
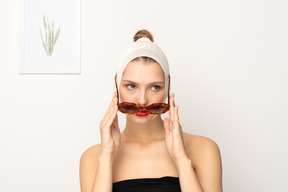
[133,29,154,42]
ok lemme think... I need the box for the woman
[80,30,222,192]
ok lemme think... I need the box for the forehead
[121,61,165,82]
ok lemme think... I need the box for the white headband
[116,37,170,103]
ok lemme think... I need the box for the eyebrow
[121,80,165,85]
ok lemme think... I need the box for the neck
[121,115,165,143]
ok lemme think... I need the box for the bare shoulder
[182,132,221,166]
[182,133,222,191]
[79,144,102,192]
[183,132,219,147]
[80,143,102,170]
[80,144,102,160]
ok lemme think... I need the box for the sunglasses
[115,75,170,114]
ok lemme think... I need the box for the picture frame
[19,0,81,74]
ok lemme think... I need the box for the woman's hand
[164,93,189,165]
[99,91,121,157]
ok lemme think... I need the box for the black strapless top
[112,176,181,192]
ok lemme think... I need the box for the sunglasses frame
[114,75,171,115]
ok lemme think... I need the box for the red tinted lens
[119,104,139,114]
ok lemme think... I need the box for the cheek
[150,90,165,103]
[119,88,133,102]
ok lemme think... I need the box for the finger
[174,105,181,132]
[169,93,173,119]
[168,96,173,133]
[112,112,119,131]
[163,118,171,137]
[106,105,118,127]
[169,93,175,122]
[103,92,117,122]
[103,99,117,126]
[175,105,179,123]
[106,91,117,114]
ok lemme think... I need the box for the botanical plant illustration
[40,14,60,56]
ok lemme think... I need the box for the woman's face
[119,60,165,122]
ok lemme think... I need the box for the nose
[136,89,149,107]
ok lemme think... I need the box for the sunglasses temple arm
[115,75,120,105]
[168,75,170,108]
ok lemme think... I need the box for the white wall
[1,0,287,191]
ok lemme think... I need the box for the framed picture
[19,0,81,74]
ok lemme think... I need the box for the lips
[136,110,149,116]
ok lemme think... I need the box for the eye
[126,84,136,90]
[151,85,161,91]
